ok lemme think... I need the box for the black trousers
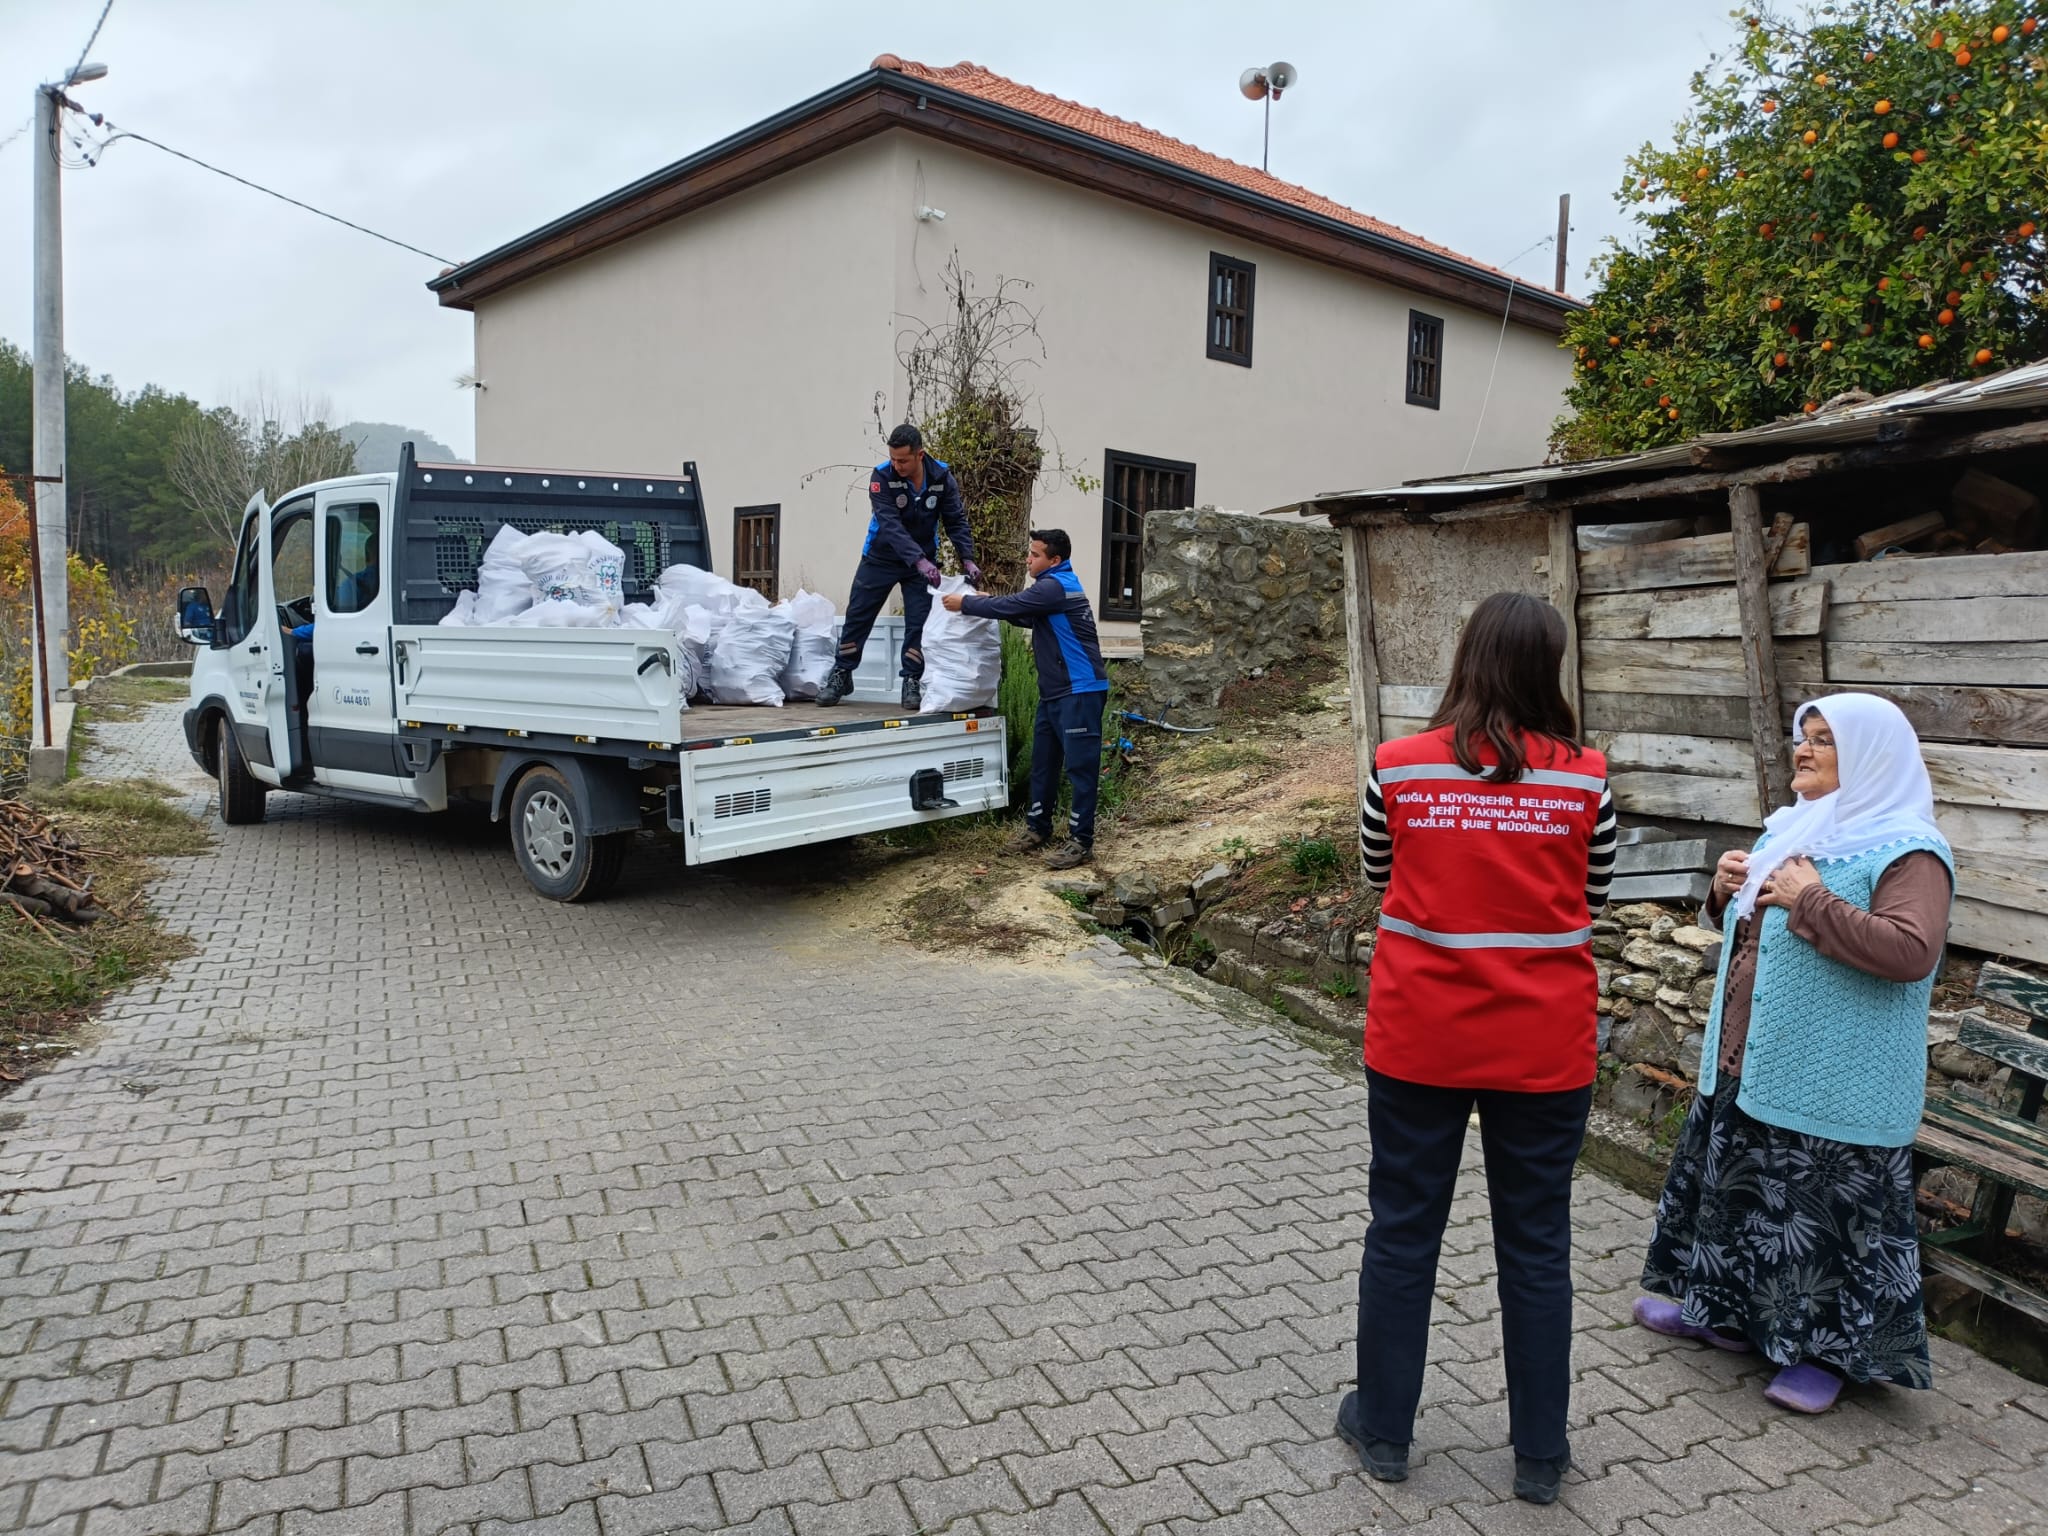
[1355,1066,1591,1460]
[836,558,933,679]
[1026,691,1106,848]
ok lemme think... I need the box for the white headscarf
[1728,692,1950,921]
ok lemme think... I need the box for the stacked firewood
[1,799,106,925]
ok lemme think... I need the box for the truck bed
[678,700,985,746]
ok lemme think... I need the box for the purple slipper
[1631,1295,1754,1353]
[1764,1362,1843,1414]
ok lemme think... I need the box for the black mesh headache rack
[391,442,712,624]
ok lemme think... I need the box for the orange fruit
[2022,221,2040,237]
[1804,401,1819,413]
[1912,225,1928,239]
[1586,358,1598,370]
[1766,296,1784,311]
[1762,98,1778,112]
[1875,99,1892,114]
[1696,165,1711,180]
[1861,323,1876,336]
[1802,167,1815,180]
[1821,339,1835,352]
[1773,351,1789,367]
[1976,347,1995,364]
[1912,148,1929,163]
[1957,47,1973,65]
[1938,308,1956,324]
[1803,129,1818,145]
[1878,276,1891,290]
[1668,408,1680,420]
[2027,19,2040,36]
[1812,230,1826,242]
[1658,394,1672,406]
[1759,222,1776,237]
[1961,259,1975,272]
[1931,29,1944,46]
[1883,131,1900,148]
[1815,73,1830,85]
[1947,289,1963,304]
[1993,25,2010,43]
[1639,176,1650,188]
[1919,333,1936,347]
[1608,334,1621,346]
[1787,322,1801,337]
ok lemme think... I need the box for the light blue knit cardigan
[1697,834,1954,1148]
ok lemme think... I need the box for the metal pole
[31,83,70,745]
[1262,94,1271,173]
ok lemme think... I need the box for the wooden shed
[1287,361,2048,964]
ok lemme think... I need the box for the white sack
[472,525,536,622]
[920,575,1003,712]
[775,588,840,700]
[516,529,626,620]
[620,600,712,700]
[504,596,614,628]
[705,607,797,707]
[438,590,478,627]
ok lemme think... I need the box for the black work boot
[817,668,855,706]
[900,675,923,713]
[1334,1390,1408,1482]
[1514,1452,1571,1505]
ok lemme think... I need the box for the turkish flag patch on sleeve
[870,480,881,493]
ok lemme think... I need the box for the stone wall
[1132,508,1343,722]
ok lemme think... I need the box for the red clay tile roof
[872,55,1526,288]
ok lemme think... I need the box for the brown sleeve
[1786,851,1952,983]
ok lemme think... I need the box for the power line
[65,0,116,88]
[0,116,30,157]
[85,114,459,266]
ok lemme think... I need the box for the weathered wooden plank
[1340,523,1382,810]
[1549,510,1582,725]
[1958,1016,2048,1082]
[1917,1244,2048,1327]
[1577,580,1830,641]
[1952,897,2048,966]
[1610,771,1764,826]
[1829,597,2048,644]
[1978,961,2048,1023]
[1826,641,2048,687]
[1380,715,1434,740]
[1379,684,1442,719]
[1581,691,1752,740]
[1927,1094,2048,1161]
[1614,826,1679,846]
[1577,523,1811,594]
[1853,511,1948,560]
[1592,732,1752,778]
[1730,485,1793,822]
[1921,744,2048,813]
[1829,683,2048,747]
[1613,838,1711,875]
[1581,637,1824,698]
[1815,550,2048,604]
[1577,518,1696,551]
[1953,850,2048,914]
[1916,1120,2048,1200]
[1608,870,1713,903]
[1937,803,2048,858]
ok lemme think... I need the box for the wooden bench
[1610,827,1712,904]
[1914,962,2048,1321]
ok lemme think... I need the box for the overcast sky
[3,0,1739,460]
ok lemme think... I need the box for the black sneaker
[817,668,855,706]
[900,676,922,712]
[1041,839,1092,871]
[1334,1390,1408,1482]
[1514,1452,1570,1505]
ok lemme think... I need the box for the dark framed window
[1406,309,1444,409]
[324,502,381,614]
[734,505,780,602]
[1100,450,1196,622]
[1207,253,1255,366]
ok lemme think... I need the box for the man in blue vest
[942,528,1110,870]
[819,423,980,711]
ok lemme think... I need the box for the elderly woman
[1635,693,1954,1414]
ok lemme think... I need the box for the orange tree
[1553,0,2047,459]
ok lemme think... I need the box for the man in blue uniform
[819,423,980,711]
[942,528,1109,870]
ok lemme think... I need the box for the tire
[216,715,269,826]
[508,764,628,902]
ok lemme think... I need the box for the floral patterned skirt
[1640,1076,1930,1388]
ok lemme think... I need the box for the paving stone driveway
[4,703,2048,1536]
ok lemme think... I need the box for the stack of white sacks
[437,528,1001,711]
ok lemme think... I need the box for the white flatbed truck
[178,447,1007,899]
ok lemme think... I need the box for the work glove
[961,559,982,586]
[916,558,942,587]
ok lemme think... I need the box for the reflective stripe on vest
[1377,763,1607,793]
[1377,914,1594,950]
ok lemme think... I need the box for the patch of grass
[3,777,204,1098]
[80,674,188,722]
[1215,836,1256,864]
[1054,888,1092,910]
[1215,652,1340,722]
[895,881,1048,955]
[1178,739,1275,776]
[1276,967,1310,986]
[1320,973,1359,1000]
[1285,835,1341,889]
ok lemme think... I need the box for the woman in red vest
[1337,591,1616,1506]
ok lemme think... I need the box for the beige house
[431,56,1580,647]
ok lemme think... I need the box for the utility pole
[28,63,105,749]
[30,82,69,747]
[1554,193,1571,293]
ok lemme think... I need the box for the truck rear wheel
[216,715,269,826]
[509,764,627,902]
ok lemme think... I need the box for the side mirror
[176,585,214,646]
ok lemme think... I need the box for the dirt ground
[828,654,1365,962]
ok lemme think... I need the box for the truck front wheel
[216,715,269,826]
[508,764,628,902]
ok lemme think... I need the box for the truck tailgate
[392,626,688,743]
